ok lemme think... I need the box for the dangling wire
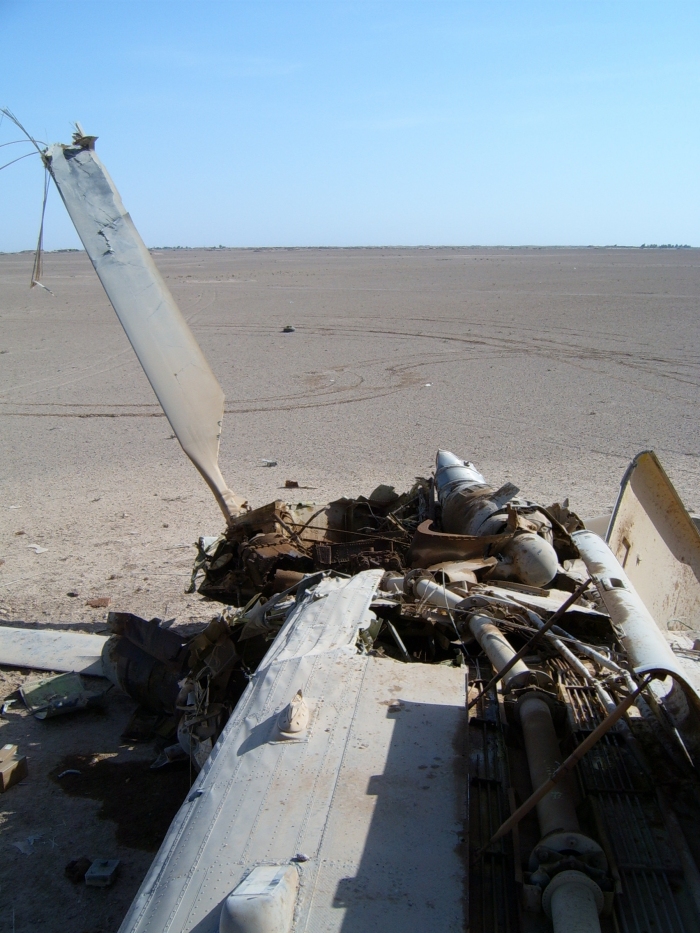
[0,150,39,171]
[0,139,41,149]
[0,108,45,153]
[0,108,54,295]
[30,166,55,295]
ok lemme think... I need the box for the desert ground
[1,245,699,931]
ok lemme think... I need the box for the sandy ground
[1,246,699,931]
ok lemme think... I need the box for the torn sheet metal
[0,626,108,675]
[473,581,610,621]
[427,557,497,583]
[107,612,189,668]
[408,518,515,567]
[607,449,700,634]
[44,136,245,523]
[20,671,108,719]
[119,569,467,933]
[100,633,183,715]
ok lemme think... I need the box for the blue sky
[2,1,699,249]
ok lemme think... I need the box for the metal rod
[385,620,412,663]
[466,578,590,710]
[494,616,622,672]
[471,674,653,862]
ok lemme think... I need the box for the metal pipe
[382,575,465,611]
[468,614,533,692]
[553,636,622,674]
[525,614,617,713]
[573,530,695,692]
[543,628,591,681]
[462,590,622,677]
[468,595,613,932]
[543,871,604,933]
[385,621,412,663]
[414,578,464,610]
[519,694,580,836]
[468,613,579,832]
[497,612,622,674]
[466,579,590,710]
[475,676,652,852]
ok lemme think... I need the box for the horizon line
[1,243,695,255]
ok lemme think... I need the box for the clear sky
[2,0,699,250]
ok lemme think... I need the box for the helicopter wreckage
[3,124,700,933]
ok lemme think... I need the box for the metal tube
[475,676,652,853]
[466,579,590,710]
[385,621,412,663]
[468,614,532,692]
[554,636,622,674]
[526,615,617,713]
[463,590,622,679]
[382,576,464,610]
[519,694,580,836]
[466,600,611,932]
[414,578,464,610]
[469,614,581,833]
[573,530,696,694]
[543,871,603,933]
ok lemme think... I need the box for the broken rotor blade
[43,135,246,523]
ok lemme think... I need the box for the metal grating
[466,654,700,932]
[564,682,606,732]
[614,868,686,933]
[467,661,519,933]
[577,735,642,795]
[565,691,691,933]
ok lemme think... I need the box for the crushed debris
[67,443,694,855]
[20,671,109,719]
[189,456,585,608]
